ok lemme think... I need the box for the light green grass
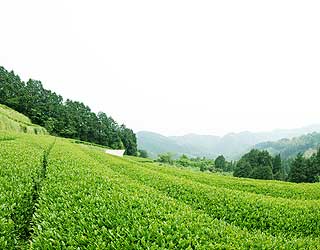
[0,130,319,249]
[0,131,54,248]
[0,104,47,135]
[0,104,31,124]
[31,139,320,249]
[126,158,320,200]
[124,155,154,163]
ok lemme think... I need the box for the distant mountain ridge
[255,132,320,159]
[137,124,320,159]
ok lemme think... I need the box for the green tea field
[0,130,319,249]
[2,1,320,248]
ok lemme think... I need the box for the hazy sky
[1,1,320,136]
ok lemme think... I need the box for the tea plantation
[1,130,319,249]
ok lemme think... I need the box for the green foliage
[0,104,31,124]
[288,153,308,183]
[159,154,235,173]
[73,139,110,149]
[214,155,225,168]
[156,152,174,165]
[234,146,320,183]
[133,159,320,200]
[250,165,273,180]
[234,149,275,180]
[288,150,320,183]
[138,127,320,160]
[138,149,148,158]
[0,131,53,248]
[272,154,283,180]
[0,66,137,155]
[0,104,47,135]
[1,131,320,248]
[119,125,137,156]
[169,155,222,172]
[234,160,252,177]
[86,147,320,240]
[256,132,320,159]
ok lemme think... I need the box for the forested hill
[138,125,320,159]
[254,132,320,159]
[0,66,137,155]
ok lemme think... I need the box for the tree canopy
[233,148,320,183]
[0,66,137,155]
[234,149,274,180]
[288,150,320,183]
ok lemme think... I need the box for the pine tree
[288,153,308,183]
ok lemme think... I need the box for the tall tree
[233,149,273,180]
[234,160,252,178]
[250,165,273,180]
[138,149,148,158]
[215,155,226,171]
[305,148,320,182]
[119,125,137,155]
[0,65,138,155]
[288,153,308,183]
[157,152,174,165]
[272,154,282,180]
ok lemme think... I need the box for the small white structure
[105,149,125,157]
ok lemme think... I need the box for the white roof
[105,149,125,157]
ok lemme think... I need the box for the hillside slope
[0,65,137,155]
[0,104,47,135]
[137,131,200,158]
[255,132,320,159]
[138,125,320,159]
[1,128,319,248]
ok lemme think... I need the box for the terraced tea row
[0,132,54,248]
[1,132,319,248]
[0,105,47,135]
[126,157,320,200]
[31,140,319,249]
[84,148,320,238]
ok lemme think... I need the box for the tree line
[0,66,137,155]
[233,149,320,183]
[151,148,320,183]
[155,152,235,173]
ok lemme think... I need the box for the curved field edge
[30,140,319,249]
[1,132,319,249]
[81,147,320,238]
[0,105,47,135]
[0,132,54,249]
[125,156,320,201]
[0,104,31,124]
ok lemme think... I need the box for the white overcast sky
[1,0,319,136]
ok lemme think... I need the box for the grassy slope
[31,138,319,249]
[0,107,319,249]
[0,104,47,135]
[0,131,319,248]
[86,151,320,238]
[125,156,320,200]
[0,131,54,248]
